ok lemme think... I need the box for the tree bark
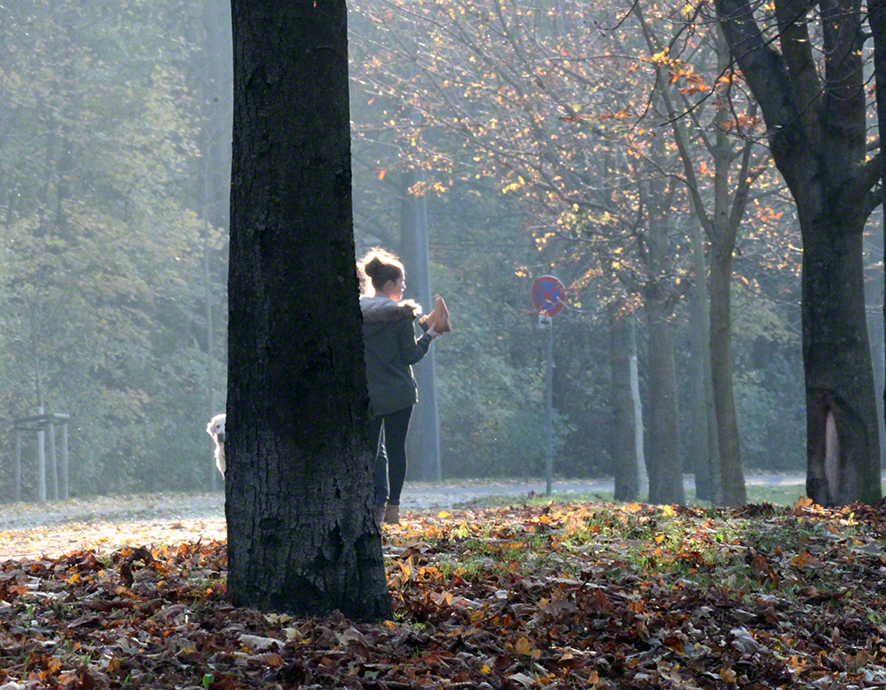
[645,298,685,505]
[802,221,880,505]
[871,0,886,479]
[227,0,392,621]
[708,30,749,506]
[688,220,720,503]
[636,7,753,506]
[608,301,638,501]
[709,242,746,505]
[716,0,882,505]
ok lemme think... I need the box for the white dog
[206,413,226,477]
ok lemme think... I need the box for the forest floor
[0,483,885,689]
[0,474,810,561]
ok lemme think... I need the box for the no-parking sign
[531,275,566,315]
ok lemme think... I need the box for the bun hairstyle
[357,248,405,296]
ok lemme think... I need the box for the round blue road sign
[531,275,566,315]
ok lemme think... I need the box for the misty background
[0,0,882,502]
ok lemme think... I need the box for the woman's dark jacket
[360,295,432,417]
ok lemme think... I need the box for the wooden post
[61,423,69,500]
[48,422,58,501]
[14,430,21,502]
[37,408,46,503]
[12,412,71,503]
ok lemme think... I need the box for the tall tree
[873,0,886,464]
[634,3,771,505]
[0,0,217,496]
[226,0,391,621]
[608,300,639,501]
[715,0,882,505]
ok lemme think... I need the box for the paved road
[0,472,823,534]
[399,473,813,511]
[0,473,838,559]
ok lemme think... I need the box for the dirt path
[0,474,808,560]
[0,493,228,561]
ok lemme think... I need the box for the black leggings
[370,406,413,508]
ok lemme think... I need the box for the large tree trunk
[608,302,638,501]
[716,0,882,505]
[802,218,880,505]
[226,0,392,622]
[645,298,685,505]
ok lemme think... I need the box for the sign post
[531,275,566,496]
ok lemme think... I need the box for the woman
[358,248,441,525]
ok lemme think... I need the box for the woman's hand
[426,324,440,339]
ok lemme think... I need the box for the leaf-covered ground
[1,499,885,689]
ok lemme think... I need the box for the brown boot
[433,296,451,332]
[375,506,386,525]
[383,504,400,524]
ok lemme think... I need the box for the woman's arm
[398,319,432,365]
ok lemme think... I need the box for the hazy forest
[2,0,884,504]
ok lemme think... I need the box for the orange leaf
[720,666,737,682]
[750,553,769,574]
[515,637,533,655]
[255,653,284,668]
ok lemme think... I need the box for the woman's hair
[357,248,405,296]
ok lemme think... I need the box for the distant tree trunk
[708,31,749,507]
[638,172,685,506]
[638,7,753,506]
[871,0,886,471]
[608,301,638,501]
[645,297,685,505]
[709,241,746,505]
[716,0,881,505]
[226,0,392,622]
[688,220,718,503]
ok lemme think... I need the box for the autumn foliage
[2,499,886,688]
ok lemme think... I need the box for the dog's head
[207,413,226,444]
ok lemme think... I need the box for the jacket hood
[360,295,422,324]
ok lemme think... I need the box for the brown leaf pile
[2,498,886,689]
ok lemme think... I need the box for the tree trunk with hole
[226,0,392,621]
[716,0,882,505]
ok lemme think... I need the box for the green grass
[453,482,812,510]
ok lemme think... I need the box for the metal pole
[37,406,46,503]
[204,228,218,492]
[400,10,441,483]
[412,189,441,481]
[48,421,58,501]
[61,423,69,500]
[545,319,554,495]
[14,429,21,502]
